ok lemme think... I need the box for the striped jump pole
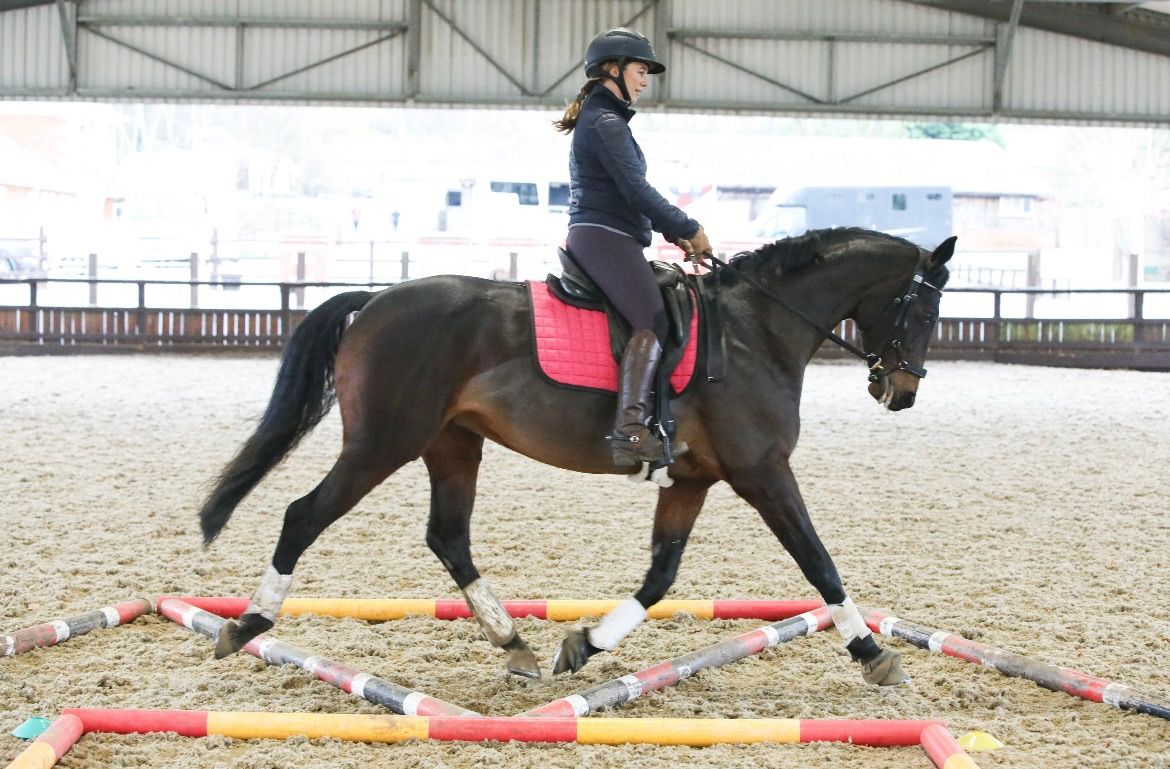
[920,724,983,769]
[2,599,153,658]
[864,608,1170,722]
[161,596,824,622]
[525,606,833,717]
[157,598,477,717]
[2,715,83,769]
[61,707,943,748]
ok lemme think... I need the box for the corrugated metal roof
[0,3,64,89]
[0,0,1168,123]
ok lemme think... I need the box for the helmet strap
[607,58,633,104]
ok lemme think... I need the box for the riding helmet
[584,28,665,77]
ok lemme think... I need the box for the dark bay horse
[199,227,954,685]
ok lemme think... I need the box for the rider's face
[605,61,650,104]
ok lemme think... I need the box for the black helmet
[584,28,665,78]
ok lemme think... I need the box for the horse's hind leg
[423,424,541,679]
[554,478,712,675]
[728,462,909,686]
[214,448,404,658]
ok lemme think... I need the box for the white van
[441,176,570,241]
[752,185,953,248]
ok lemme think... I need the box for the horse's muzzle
[886,390,916,411]
[868,374,918,411]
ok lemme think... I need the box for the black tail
[199,290,374,545]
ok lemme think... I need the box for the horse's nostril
[905,391,916,408]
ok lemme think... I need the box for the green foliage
[1001,321,1135,344]
[906,122,1004,147]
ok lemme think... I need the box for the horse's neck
[809,249,916,326]
[727,245,916,358]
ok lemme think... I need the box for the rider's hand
[677,225,712,263]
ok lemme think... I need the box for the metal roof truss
[1,0,1168,124]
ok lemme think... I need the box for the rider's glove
[676,225,712,263]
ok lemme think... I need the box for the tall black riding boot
[610,329,666,466]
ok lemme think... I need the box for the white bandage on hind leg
[587,597,648,651]
[829,596,872,646]
[245,565,293,622]
[461,578,516,647]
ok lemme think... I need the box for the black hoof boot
[503,634,542,680]
[213,613,273,659]
[552,627,603,675]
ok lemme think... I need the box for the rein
[700,252,939,382]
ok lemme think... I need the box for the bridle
[856,270,944,381]
[700,252,943,383]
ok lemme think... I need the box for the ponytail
[553,77,604,134]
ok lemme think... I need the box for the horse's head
[856,236,955,411]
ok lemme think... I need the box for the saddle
[546,247,695,375]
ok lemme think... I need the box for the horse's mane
[714,227,942,286]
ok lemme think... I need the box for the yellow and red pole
[161,596,823,622]
[920,724,983,769]
[61,708,942,748]
[3,715,83,769]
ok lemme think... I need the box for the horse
[198,227,954,686]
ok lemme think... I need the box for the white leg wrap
[587,597,647,651]
[461,578,516,647]
[829,596,871,646]
[244,565,293,622]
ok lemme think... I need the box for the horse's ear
[928,236,957,268]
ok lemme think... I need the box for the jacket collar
[589,85,636,122]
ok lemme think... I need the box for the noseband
[701,253,940,383]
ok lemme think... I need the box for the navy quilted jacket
[568,87,699,247]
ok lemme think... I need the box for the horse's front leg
[553,478,712,675]
[728,462,909,686]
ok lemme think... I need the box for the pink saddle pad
[529,280,698,394]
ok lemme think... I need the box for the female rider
[553,27,713,467]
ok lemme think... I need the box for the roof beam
[993,0,1025,112]
[54,0,76,92]
[0,0,53,11]
[906,0,1170,57]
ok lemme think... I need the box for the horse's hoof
[213,614,272,659]
[862,648,910,686]
[552,627,601,675]
[503,635,542,680]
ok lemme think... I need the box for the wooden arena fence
[2,277,1169,369]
